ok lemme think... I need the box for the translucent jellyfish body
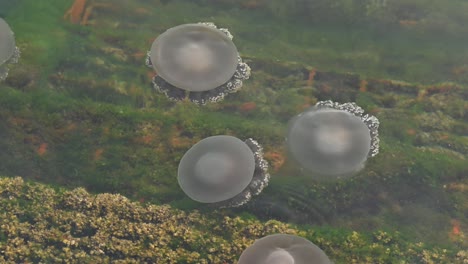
[238,234,332,264]
[287,100,380,178]
[178,135,269,208]
[146,22,250,105]
[0,18,20,81]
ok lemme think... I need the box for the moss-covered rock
[1,177,467,263]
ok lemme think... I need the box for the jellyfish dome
[0,18,20,81]
[178,135,269,208]
[146,22,250,105]
[238,234,333,264]
[286,100,380,178]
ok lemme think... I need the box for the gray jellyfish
[178,135,269,208]
[286,100,380,178]
[238,234,333,264]
[0,18,20,81]
[146,22,250,105]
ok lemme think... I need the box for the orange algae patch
[55,122,78,138]
[134,135,153,145]
[427,83,460,94]
[147,71,155,80]
[445,182,468,192]
[452,220,461,236]
[170,136,194,149]
[241,0,264,9]
[168,126,198,150]
[448,219,465,243]
[37,143,48,156]
[64,0,112,25]
[264,149,285,172]
[133,7,151,15]
[406,128,417,136]
[101,126,110,136]
[131,51,147,61]
[399,20,419,27]
[132,122,160,145]
[359,79,368,92]
[239,101,257,112]
[93,148,104,160]
[297,97,316,112]
[133,123,160,146]
[438,134,449,141]
[307,69,316,86]
[64,0,87,24]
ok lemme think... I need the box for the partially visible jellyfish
[146,22,250,105]
[286,100,379,179]
[177,135,269,208]
[0,18,20,81]
[238,234,333,264]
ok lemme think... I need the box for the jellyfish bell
[264,248,295,264]
[146,22,250,104]
[286,100,380,179]
[178,136,254,203]
[238,234,333,264]
[178,135,269,208]
[0,18,15,64]
[150,23,238,92]
[0,18,20,81]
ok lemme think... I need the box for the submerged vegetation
[1,177,467,263]
[0,0,467,262]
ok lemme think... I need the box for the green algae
[5,0,72,78]
[0,0,467,262]
[1,177,466,263]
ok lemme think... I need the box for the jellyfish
[177,135,269,208]
[286,100,380,178]
[0,18,20,81]
[238,234,333,264]
[146,22,250,105]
